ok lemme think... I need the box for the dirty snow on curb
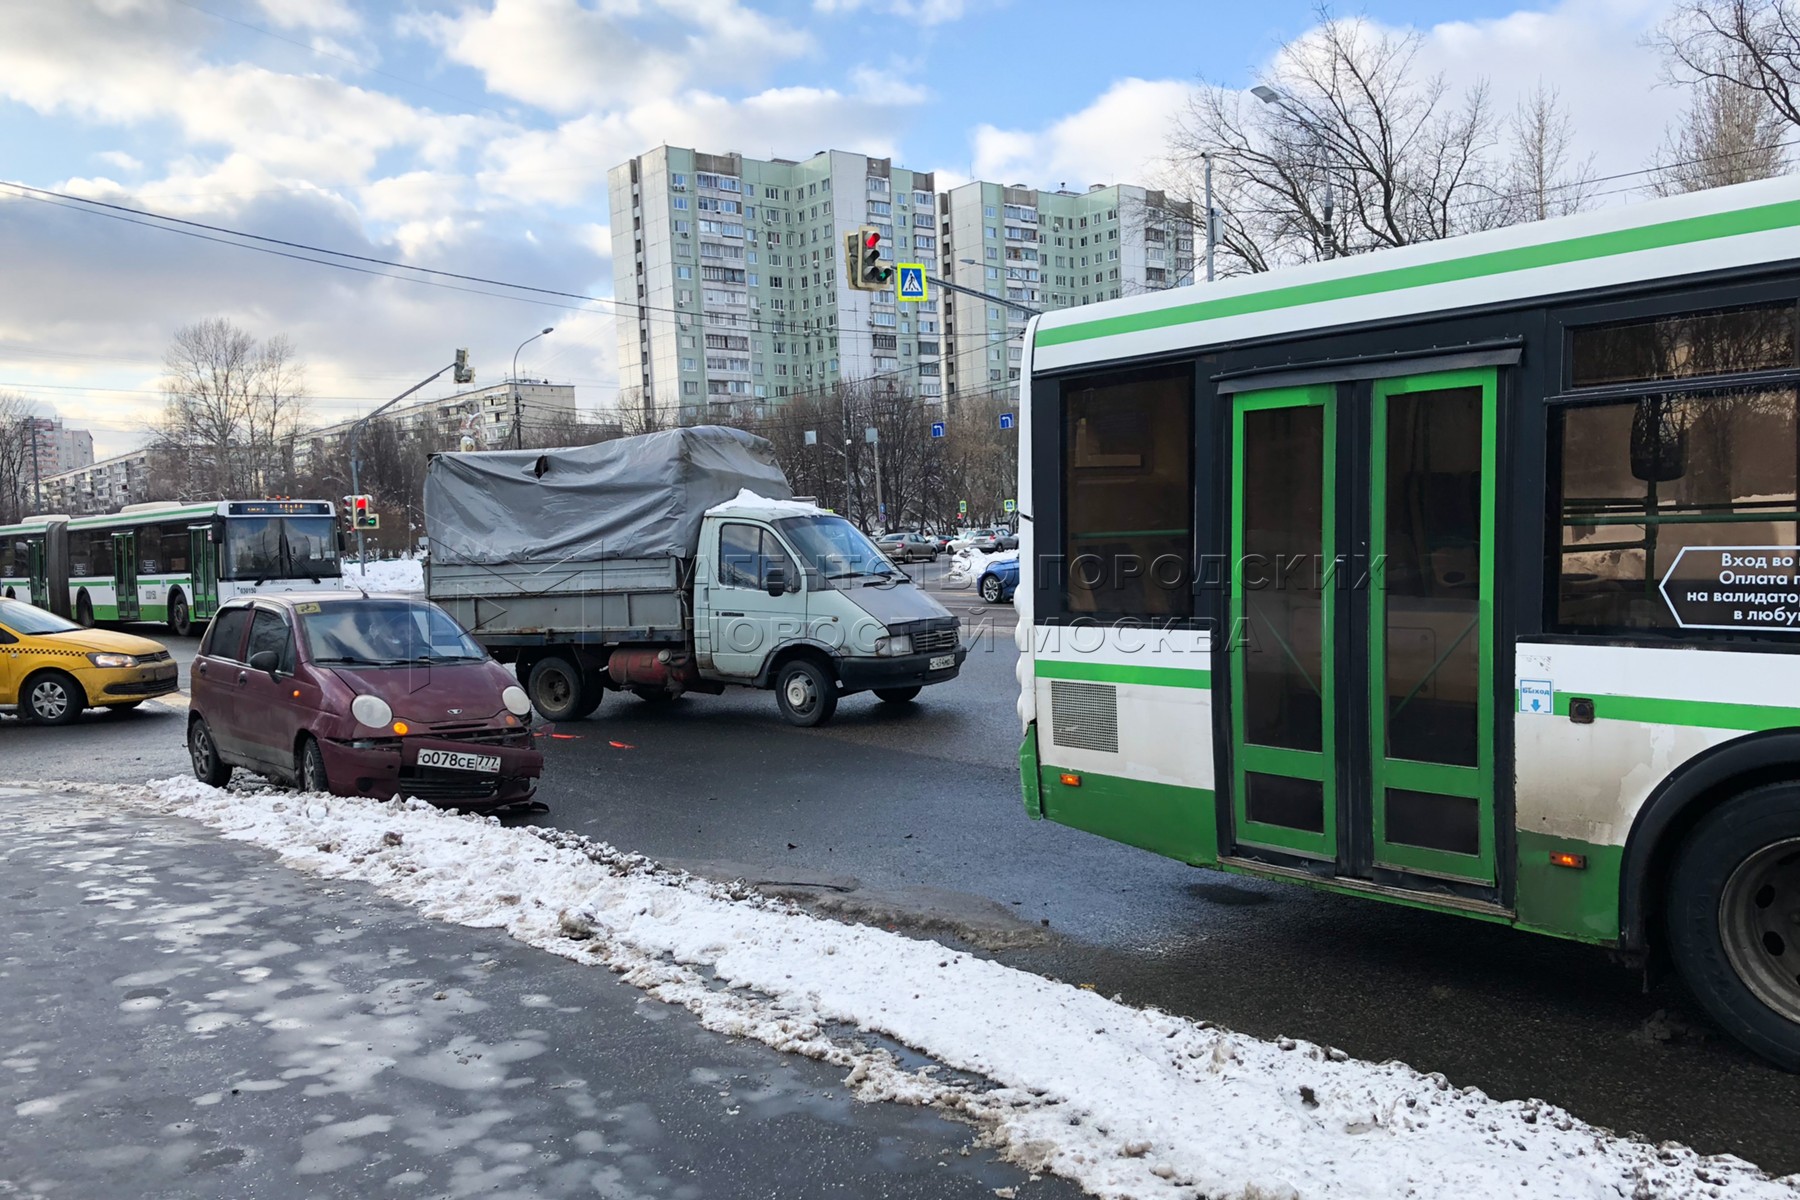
[101,778,1796,1200]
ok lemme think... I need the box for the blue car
[977,555,1019,604]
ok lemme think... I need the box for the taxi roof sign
[896,264,928,302]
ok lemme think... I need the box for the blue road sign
[998,412,1015,430]
[930,421,945,439]
[896,264,928,302]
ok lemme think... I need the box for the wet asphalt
[8,560,1800,1176]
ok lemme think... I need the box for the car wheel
[75,591,94,628]
[980,574,1005,604]
[167,589,192,637]
[24,670,83,725]
[1667,782,1800,1070]
[774,658,837,728]
[874,685,921,704]
[528,655,587,722]
[297,736,330,794]
[188,715,233,787]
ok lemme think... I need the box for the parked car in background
[0,596,178,724]
[971,529,1018,554]
[187,592,543,809]
[875,531,939,563]
[928,532,954,554]
[948,528,998,552]
[977,555,1020,604]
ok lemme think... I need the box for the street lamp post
[1202,151,1217,282]
[1252,84,1337,259]
[511,326,554,450]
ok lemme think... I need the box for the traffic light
[454,348,474,384]
[844,227,893,291]
[348,495,377,529]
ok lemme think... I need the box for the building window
[673,196,688,209]
[671,173,686,189]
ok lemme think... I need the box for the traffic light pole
[923,272,1043,318]
[348,354,470,575]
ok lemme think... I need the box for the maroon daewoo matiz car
[188,592,543,809]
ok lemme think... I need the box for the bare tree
[1505,83,1598,220]
[1655,1,1800,132]
[1651,65,1790,193]
[154,318,308,499]
[0,392,37,524]
[1167,7,1593,274]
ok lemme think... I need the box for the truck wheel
[875,686,921,704]
[775,658,837,728]
[528,655,587,723]
[573,668,607,719]
[1667,782,1800,1071]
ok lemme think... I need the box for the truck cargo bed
[427,557,688,646]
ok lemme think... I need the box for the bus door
[26,538,48,610]
[188,525,218,618]
[1228,368,1499,889]
[112,531,140,621]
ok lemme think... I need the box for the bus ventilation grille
[1050,680,1119,754]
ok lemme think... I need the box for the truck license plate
[929,654,955,670]
[416,749,501,774]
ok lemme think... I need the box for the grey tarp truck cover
[424,425,791,565]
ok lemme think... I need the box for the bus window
[70,531,114,579]
[1062,365,1193,616]
[138,525,162,574]
[1569,301,1796,387]
[1555,386,1798,630]
[161,528,191,574]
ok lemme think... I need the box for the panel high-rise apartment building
[610,147,1197,422]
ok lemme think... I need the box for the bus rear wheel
[1667,782,1800,1071]
[75,591,94,628]
[168,589,192,637]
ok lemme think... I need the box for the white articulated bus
[0,499,341,632]
[1015,174,1800,1068]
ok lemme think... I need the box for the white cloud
[95,150,143,173]
[971,78,1197,190]
[813,0,976,26]
[253,0,360,32]
[415,0,814,116]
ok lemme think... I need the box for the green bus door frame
[112,531,140,621]
[1228,368,1499,888]
[26,538,48,610]
[188,525,218,619]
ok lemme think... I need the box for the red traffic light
[864,231,880,249]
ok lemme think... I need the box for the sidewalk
[0,787,1061,1199]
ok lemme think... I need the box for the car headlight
[350,694,393,728]
[874,633,913,657]
[87,652,140,668]
[501,685,531,716]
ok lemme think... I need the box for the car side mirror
[248,649,281,675]
[764,565,788,597]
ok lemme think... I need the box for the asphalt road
[10,565,1800,1176]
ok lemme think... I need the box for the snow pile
[345,557,424,593]
[709,488,827,519]
[102,777,1798,1200]
[943,548,981,586]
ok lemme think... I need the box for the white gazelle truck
[1014,174,1800,1069]
[424,426,965,727]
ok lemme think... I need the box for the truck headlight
[501,685,531,716]
[874,634,912,657]
[88,652,139,668]
[351,694,394,728]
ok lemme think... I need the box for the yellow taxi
[0,596,179,724]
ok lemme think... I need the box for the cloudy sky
[0,0,1691,460]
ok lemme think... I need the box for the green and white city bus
[0,499,341,633]
[1015,175,1800,1068]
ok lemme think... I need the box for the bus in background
[1016,174,1800,1069]
[0,500,341,633]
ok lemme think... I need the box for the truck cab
[690,496,964,725]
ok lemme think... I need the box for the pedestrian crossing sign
[896,264,928,302]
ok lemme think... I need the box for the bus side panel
[1512,641,1800,943]
[1029,625,1219,866]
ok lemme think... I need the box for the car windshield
[224,516,343,581]
[0,597,81,635]
[298,599,484,665]
[775,515,898,581]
